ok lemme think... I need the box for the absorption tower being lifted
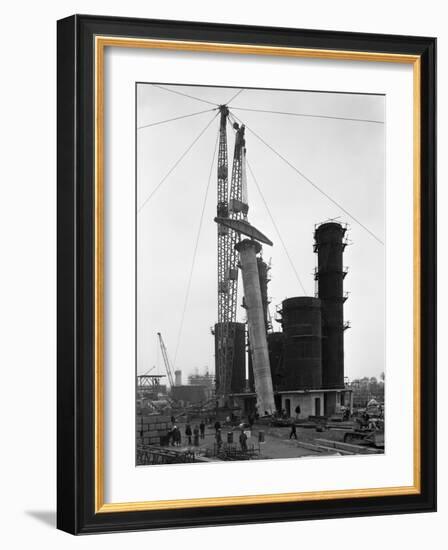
[214,104,276,414]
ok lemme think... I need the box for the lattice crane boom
[216,104,248,401]
[157,332,175,388]
[216,106,230,398]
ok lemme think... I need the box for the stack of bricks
[137,414,171,446]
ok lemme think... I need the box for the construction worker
[239,429,248,452]
[193,425,200,446]
[215,428,223,451]
[289,421,297,440]
[173,426,181,446]
[185,423,192,445]
[362,411,370,428]
[199,420,205,439]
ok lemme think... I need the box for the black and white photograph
[136,83,386,465]
[50,8,437,538]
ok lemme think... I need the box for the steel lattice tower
[216,106,230,399]
[215,106,247,401]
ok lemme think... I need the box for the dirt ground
[167,420,355,461]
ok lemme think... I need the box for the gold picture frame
[57,15,436,534]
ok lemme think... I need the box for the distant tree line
[348,373,385,407]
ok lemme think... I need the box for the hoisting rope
[138,111,218,213]
[151,84,219,106]
[225,88,244,105]
[138,107,217,130]
[246,159,309,296]
[227,113,309,297]
[231,106,384,125]
[173,125,220,368]
[230,112,384,245]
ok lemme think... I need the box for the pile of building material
[215,443,259,461]
[136,414,171,446]
[296,438,382,456]
[137,445,196,465]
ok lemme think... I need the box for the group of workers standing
[213,420,248,453]
[167,419,206,447]
[184,421,206,446]
[166,417,252,454]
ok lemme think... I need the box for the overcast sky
[136,83,385,383]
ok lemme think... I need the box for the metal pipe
[236,239,276,415]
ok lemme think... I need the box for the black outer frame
[57,14,436,535]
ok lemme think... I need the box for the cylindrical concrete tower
[314,222,347,389]
[248,331,284,393]
[236,239,275,415]
[257,257,270,330]
[247,256,270,392]
[279,297,322,390]
[267,332,284,390]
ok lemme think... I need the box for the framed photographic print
[57,14,436,534]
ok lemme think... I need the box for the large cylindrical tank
[279,297,322,390]
[314,222,347,389]
[214,322,246,394]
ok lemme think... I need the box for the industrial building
[187,370,215,401]
[187,371,215,390]
[143,105,354,424]
[223,220,353,418]
[170,384,208,404]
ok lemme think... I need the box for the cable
[138,108,216,130]
[141,366,155,376]
[137,112,218,213]
[226,89,244,105]
[246,160,308,296]
[156,334,160,375]
[227,111,239,131]
[231,106,384,124]
[151,84,218,106]
[231,112,384,245]
[173,127,220,368]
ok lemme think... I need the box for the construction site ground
[166,420,378,461]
